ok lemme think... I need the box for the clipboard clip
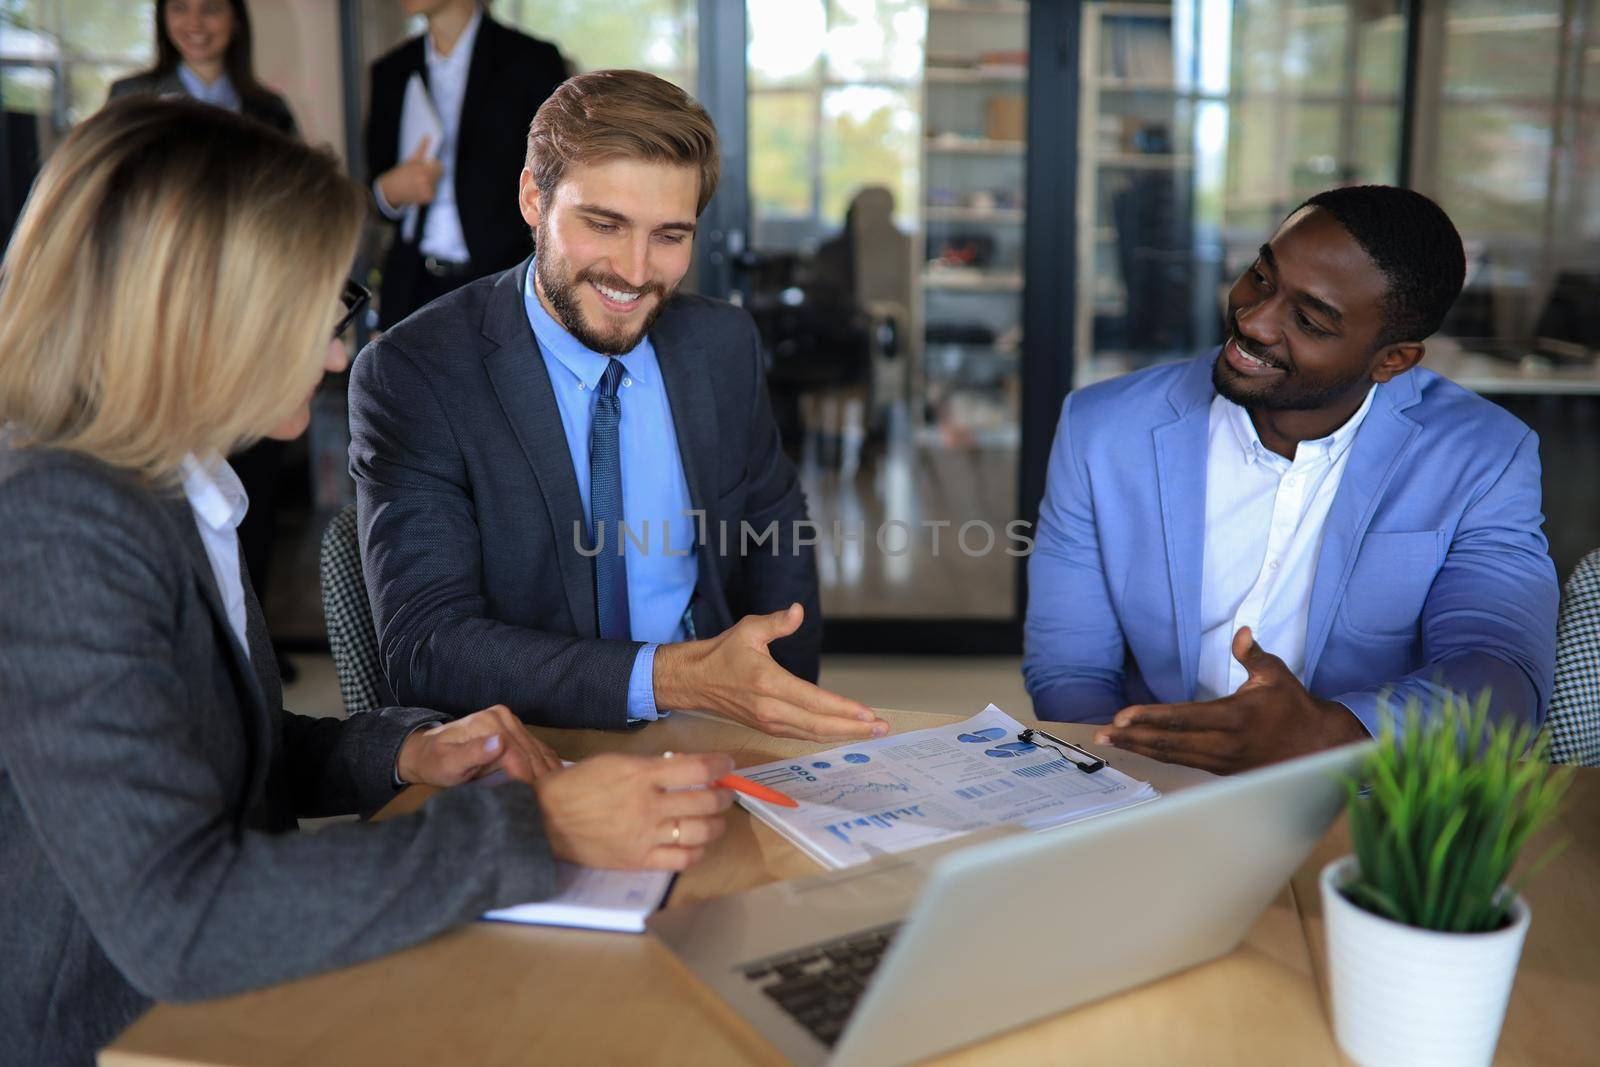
[1018,728,1107,774]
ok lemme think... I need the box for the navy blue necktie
[590,359,631,640]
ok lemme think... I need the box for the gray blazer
[349,258,821,728]
[0,446,556,1067]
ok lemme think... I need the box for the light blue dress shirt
[176,64,242,113]
[523,264,698,720]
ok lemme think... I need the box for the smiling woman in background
[0,98,733,1067]
[109,0,294,134]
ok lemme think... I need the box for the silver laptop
[648,740,1371,1067]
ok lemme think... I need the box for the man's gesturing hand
[653,604,888,742]
[534,752,736,870]
[1092,627,1369,774]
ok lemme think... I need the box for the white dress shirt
[180,453,251,661]
[374,7,481,263]
[180,454,420,779]
[1195,389,1375,700]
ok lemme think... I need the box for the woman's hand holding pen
[535,752,736,870]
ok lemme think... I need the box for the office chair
[318,503,392,717]
[1548,548,1600,767]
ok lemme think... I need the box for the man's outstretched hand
[653,604,889,742]
[1093,627,1368,774]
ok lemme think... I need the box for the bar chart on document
[737,705,1159,869]
[741,761,953,856]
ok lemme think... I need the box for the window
[0,1,152,131]
[1075,0,1409,385]
[743,0,1030,624]
[1415,1,1600,358]
[486,0,696,88]
[748,0,925,246]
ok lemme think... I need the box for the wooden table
[103,708,1598,1066]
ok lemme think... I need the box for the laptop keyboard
[738,924,902,1048]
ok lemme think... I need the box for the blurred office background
[4,0,1598,678]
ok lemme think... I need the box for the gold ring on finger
[671,818,682,845]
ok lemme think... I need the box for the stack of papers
[735,705,1158,869]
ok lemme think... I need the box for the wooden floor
[798,439,1019,619]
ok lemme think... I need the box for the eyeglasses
[333,278,371,340]
[1017,728,1107,774]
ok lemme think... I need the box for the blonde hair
[0,97,365,483]
[526,69,721,215]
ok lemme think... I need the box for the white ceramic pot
[1320,855,1530,1067]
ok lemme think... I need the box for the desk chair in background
[1549,547,1600,766]
[319,503,391,716]
[833,186,912,451]
[761,187,910,478]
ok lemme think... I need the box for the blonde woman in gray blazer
[0,98,734,1067]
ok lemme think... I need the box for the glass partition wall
[1074,0,1409,387]
[745,0,1029,625]
[1069,0,1600,581]
[1410,0,1600,575]
[7,0,1597,645]
[1412,1,1600,383]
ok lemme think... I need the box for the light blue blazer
[1023,351,1558,732]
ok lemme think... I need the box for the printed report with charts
[734,705,1159,869]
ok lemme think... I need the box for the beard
[535,221,675,356]
[1211,340,1371,413]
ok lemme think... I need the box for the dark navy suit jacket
[349,259,821,728]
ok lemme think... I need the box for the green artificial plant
[1342,689,1573,934]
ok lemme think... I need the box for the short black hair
[1294,185,1465,348]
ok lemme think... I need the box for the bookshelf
[918,0,1029,446]
[1074,3,1202,390]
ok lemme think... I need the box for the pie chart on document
[982,741,1039,759]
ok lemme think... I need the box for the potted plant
[1318,687,1568,1062]
[1321,690,1573,1067]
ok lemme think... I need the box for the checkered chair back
[319,504,390,717]
[1548,548,1600,767]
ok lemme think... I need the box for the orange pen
[716,773,799,808]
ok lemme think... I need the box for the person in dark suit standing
[109,0,298,676]
[0,99,735,1067]
[350,71,888,743]
[366,0,567,329]
[108,0,295,135]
